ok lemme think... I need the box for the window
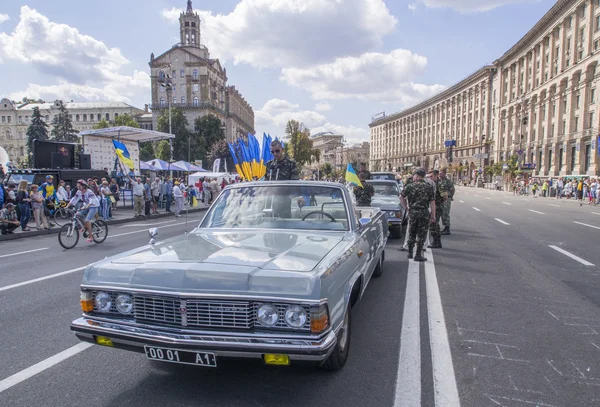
[193,97,199,107]
[6,116,10,123]
[97,114,101,121]
[159,71,165,81]
[577,95,581,108]
[563,97,568,110]
[563,119,567,133]
[181,96,185,104]
[115,113,119,118]
[553,102,556,116]
[581,26,586,43]
[596,15,600,31]
[191,22,196,27]
[185,21,189,26]
[551,124,555,136]
[192,83,199,92]
[18,116,22,123]
[172,70,176,78]
[82,114,87,122]
[106,113,110,120]
[595,40,599,51]
[173,97,177,105]
[89,114,94,121]
[180,69,185,78]
[159,86,164,93]
[582,3,587,18]
[579,50,584,60]
[592,88,596,103]
[193,69,198,79]
[568,16,572,29]
[575,116,579,131]
[76,114,80,121]
[160,98,165,107]
[589,111,595,128]
[566,58,570,67]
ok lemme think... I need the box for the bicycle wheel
[58,223,79,249]
[92,220,108,243]
[53,208,73,226]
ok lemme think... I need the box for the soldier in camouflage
[353,171,375,206]
[265,140,300,181]
[359,163,372,180]
[400,168,435,262]
[428,170,448,249]
[400,172,416,251]
[439,168,455,235]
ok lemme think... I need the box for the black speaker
[79,154,91,170]
[51,152,66,169]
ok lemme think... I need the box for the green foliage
[157,108,189,161]
[284,120,320,168]
[192,115,225,163]
[26,107,49,165]
[155,140,171,161]
[139,142,155,162]
[504,155,520,179]
[93,114,140,130]
[50,101,79,142]
[319,163,333,177]
[207,139,233,172]
[92,118,111,129]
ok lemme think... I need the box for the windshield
[6,174,34,185]
[372,183,399,196]
[372,173,396,180]
[201,185,349,231]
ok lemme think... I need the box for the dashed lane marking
[592,212,600,216]
[548,204,560,207]
[502,202,512,206]
[472,207,481,212]
[573,221,600,230]
[548,245,595,267]
[0,343,93,394]
[494,218,510,225]
[459,200,465,203]
[485,197,491,200]
[528,209,545,215]
[0,247,48,259]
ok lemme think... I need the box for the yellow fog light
[264,354,290,366]
[95,336,114,347]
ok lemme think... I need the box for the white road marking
[573,221,600,230]
[459,200,465,203]
[0,342,93,394]
[494,218,510,225]
[485,197,491,200]
[425,252,461,406]
[528,209,545,215]
[0,247,48,259]
[394,260,421,407]
[592,212,600,216]
[118,219,177,228]
[502,202,512,206]
[548,204,560,207]
[548,245,595,267]
[472,207,481,212]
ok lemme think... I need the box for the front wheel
[92,220,108,243]
[58,223,79,249]
[53,207,73,226]
[321,308,351,371]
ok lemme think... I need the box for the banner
[213,158,221,173]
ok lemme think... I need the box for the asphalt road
[1,192,599,407]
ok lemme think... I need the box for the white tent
[188,172,232,187]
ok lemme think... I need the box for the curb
[0,207,208,242]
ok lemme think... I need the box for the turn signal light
[80,291,93,312]
[95,336,114,347]
[264,354,290,365]
[310,304,330,333]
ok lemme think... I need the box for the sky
[0,0,557,145]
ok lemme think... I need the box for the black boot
[441,227,450,235]
[437,236,442,249]
[407,246,414,259]
[414,246,427,262]
[428,237,441,249]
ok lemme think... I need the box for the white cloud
[0,6,148,104]
[280,49,445,105]
[256,98,369,144]
[161,0,397,68]
[315,102,332,112]
[408,4,417,12]
[0,14,9,24]
[420,0,537,13]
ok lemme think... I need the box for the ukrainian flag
[345,163,362,188]
[112,140,134,170]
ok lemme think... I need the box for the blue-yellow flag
[345,163,362,188]
[112,140,134,170]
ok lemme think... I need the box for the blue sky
[0,0,556,144]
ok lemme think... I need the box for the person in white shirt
[173,181,184,217]
[128,175,145,218]
[56,180,69,201]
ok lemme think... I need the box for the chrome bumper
[70,317,337,362]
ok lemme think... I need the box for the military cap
[432,169,440,174]
[414,168,426,177]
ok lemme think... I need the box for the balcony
[150,101,226,116]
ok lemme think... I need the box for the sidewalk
[0,203,209,242]
[457,185,593,206]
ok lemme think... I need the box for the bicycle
[47,200,74,226]
[58,211,108,249]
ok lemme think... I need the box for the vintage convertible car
[369,180,405,239]
[71,181,388,371]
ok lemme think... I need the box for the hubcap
[339,312,349,352]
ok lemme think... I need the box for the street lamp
[158,63,173,162]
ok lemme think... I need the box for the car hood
[372,195,401,210]
[83,230,346,297]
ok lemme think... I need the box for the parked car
[369,180,404,239]
[371,172,396,181]
[71,181,388,371]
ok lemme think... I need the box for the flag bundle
[228,133,284,180]
[112,140,134,170]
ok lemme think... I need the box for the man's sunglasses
[271,149,281,154]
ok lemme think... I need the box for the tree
[113,113,140,128]
[157,108,189,161]
[156,140,171,161]
[192,115,225,163]
[50,101,79,142]
[319,163,333,178]
[92,118,111,129]
[26,107,49,165]
[207,139,233,172]
[139,142,155,162]
[284,119,320,168]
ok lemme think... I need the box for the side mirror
[358,218,372,227]
[149,228,158,245]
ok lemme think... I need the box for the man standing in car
[265,140,299,181]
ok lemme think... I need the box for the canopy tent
[172,160,206,172]
[79,126,175,143]
[189,172,233,187]
[145,159,187,171]
[140,161,159,171]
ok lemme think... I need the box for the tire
[390,226,402,239]
[53,208,72,226]
[58,224,79,249]
[92,220,108,243]
[372,252,384,278]
[322,308,351,371]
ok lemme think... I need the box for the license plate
[144,346,217,367]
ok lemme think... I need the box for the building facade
[309,132,344,170]
[370,0,600,178]
[335,142,371,171]
[149,0,254,142]
[0,98,144,167]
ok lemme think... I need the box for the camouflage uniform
[265,156,300,181]
[359,169,372,180]
[401,179,434,250]
[429,179,448,245]
[439,177,455,229]
[353,181,375,206]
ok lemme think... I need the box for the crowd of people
[510,177,600,205]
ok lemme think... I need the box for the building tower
[179,0,201,47]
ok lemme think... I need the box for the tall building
[370,0,600,178]
[0,98,144,167]
[309,132,344,170]
[149,0,255,142]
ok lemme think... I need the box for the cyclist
[66,179,101,243]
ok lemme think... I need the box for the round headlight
[257,304,279,327]
[115,294,133,314]
[94,292,112,312]
[284,305,307,328]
